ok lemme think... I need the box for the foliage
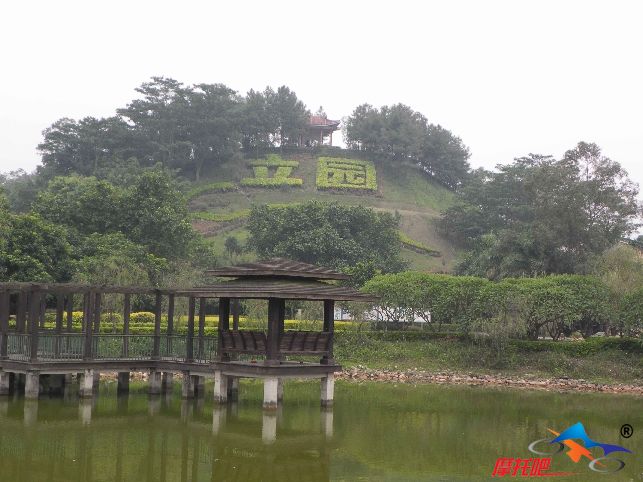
[0,213,73,282]
[247,201,406,273]
[621,287,643,336]
[316,157,377,192]
[186,181,236,200]
[398,231,441,256]
[444,145,642,278]
[343,103,470,189]
[191,209,251,223]
[224,236,244,260]
[241,155,302,187]
[363,272,616,340]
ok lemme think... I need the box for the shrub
[130,311,155,324]
[316,157,377,192]
[186,182,236,200]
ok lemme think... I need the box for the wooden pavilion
[299,115,340,147]
[0,258,377,409]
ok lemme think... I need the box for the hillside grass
[190,150,460,270]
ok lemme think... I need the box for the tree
[120,170,194,259]
[444,144,641,278]
[241,88,278,152]
[224,236,243,261]
[268,86,309,146]
[0,213,73,282]
[344,103,470,188]
[32,176,121,236]
[247,201,406,275]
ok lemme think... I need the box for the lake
[0,380,640,481]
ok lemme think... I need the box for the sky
[1,0,642,194]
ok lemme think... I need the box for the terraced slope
[188,149,459,271]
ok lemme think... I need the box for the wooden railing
[219,330,330,355]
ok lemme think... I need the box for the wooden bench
[218,330,330,355]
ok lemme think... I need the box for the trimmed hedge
[399,231,441,256]
[242,154,303,187]
[316,157,377,192]
[191,209,251,223]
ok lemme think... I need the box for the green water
[0,381,640,481]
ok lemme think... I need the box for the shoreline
[337,366,643,395]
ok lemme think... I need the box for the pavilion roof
[206,258,349,281]
[308,115,340,128]
[179,279,377,302]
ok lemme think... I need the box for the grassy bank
[333,333,643,385]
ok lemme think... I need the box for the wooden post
[55,292,63,357]
[198,297,206,360]
[28,289,41,362]
[93,292,102,358]
[266,298,281,365]
[66,294,73,332]
[153,291,162,360]
[93,292,102,334]
[278,299,285,334]
[186,297,195,362]
[122,294,130,358]
[39,294,46,329]
[16,291,26,333]
[83,292,94,360]
[321,299,335,364]
[167,294,174,357]
[232,299,240,331]
[0,290,9,360]
[218,298,230,361]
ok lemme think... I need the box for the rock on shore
[337,366,643,395]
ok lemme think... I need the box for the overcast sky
[1,0,642,193]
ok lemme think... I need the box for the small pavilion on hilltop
[200,258,376,409]
[299,115,340,147]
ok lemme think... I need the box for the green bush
[130,311,155,324]
[186,182,236,200]
[316,157,377,192]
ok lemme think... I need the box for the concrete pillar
[161,372,174,394]
[79,399,92,425]
[24,400,38,426]
[213,371,228,404]
[0,370,10,396]
[148,396,161,416]
[263,377,278,410]
[117,372,130,394]
[181,372,195,399]
[227,376,239,401]
[277,378,284,402]
[262,412,277,444]
[321,408,334,439]
[149,370,162,395]
[25,371,40,400]
[212,406,226,435]
[79,369,94,399]
[321,374,334,408]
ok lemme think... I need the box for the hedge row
[316,157,377,192]
[190,209,251,223]
[398,231,441,257]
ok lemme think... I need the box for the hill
[187,147,459,271]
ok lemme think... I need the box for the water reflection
[0,383,640,482]
[0,392,334,482]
